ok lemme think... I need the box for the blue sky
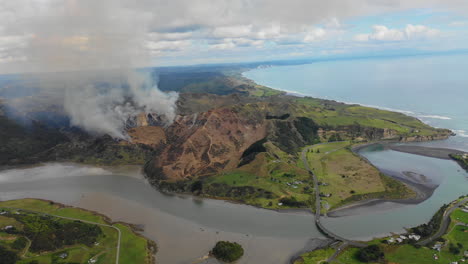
[0,1,468,73]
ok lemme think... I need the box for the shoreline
[288,238,334,264]
[145,139,462,217]
[383,144,467,160]
[242,69,457,130]
[327,174,436,217]
[326,141,453,217]
[0,197,158,263]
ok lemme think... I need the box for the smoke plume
[8,0,178,139]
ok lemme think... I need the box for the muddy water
[0,164,321,264]
[0,144,467,263]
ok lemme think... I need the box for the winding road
[2,207,122,264]
[417,197,468,246]
[301,144,366,250]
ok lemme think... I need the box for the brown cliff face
[152,107,267,181]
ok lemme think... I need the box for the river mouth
[0,143,466,263]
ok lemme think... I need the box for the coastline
[242,68,457,131]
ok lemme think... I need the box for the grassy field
[305,142,413,211]
[451,207,468,223]
[0,199,154,264]
[203,151,314,209]
[294,97,444,137]
[293,247,335,264]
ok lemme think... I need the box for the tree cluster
[211,241,244,263]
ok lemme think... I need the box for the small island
[211,241,244,263]
[0,199,157,264]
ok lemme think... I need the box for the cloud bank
[354,24,440,42]
[2,0,467,70]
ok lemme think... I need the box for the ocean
[244,53,468,151]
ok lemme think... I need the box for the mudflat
[385,144,466,160]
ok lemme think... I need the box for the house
[433,254,438,260]
[432,243,442,251]
[399,235,407,240]
[387,238,395,243]
[408,234,421,241]
[0,211,7,215]
[278,203,283,206]
[4,225,13,230]
[59,253,68,259]
[396,238,403,243]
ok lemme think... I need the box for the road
[2,207,122,264]
[327,242,348,262]
[417,197,468,246]
[301,144,366,250]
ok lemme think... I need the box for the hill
[0,67,453,210]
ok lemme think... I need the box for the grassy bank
[0,199,155,264]
[304,142,414,212]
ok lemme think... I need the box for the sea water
[245,53,468,151]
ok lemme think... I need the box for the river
[0,145,466,263]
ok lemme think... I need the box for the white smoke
[62,71,177,139]
[4,0,178,139]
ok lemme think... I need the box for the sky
[0,0,468,73]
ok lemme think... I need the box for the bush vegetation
[211,241,244,263]
[11,212,102,252]
[356,245,384,262]
[0,246,18,264]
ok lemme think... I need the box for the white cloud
[303,28,327,42]
[209,38,264,50]
[212,25,254,38]
[449,21,468,27]
[355,24,440,42]
[405,24,440,39]
[146,39,192,54]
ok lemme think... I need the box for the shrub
[449,243,461,255]
[279,197,307,207]
[356,245,384,262]
[211,241,244,263]
[0,246,18,264]
[11,237,28,250]
[190,181,203,193]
